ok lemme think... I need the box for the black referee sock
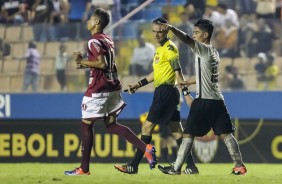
[185,152,197,169]
[131,135,152,169]
[171,146,178,162]
[160,147,169,163]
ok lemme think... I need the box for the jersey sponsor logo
[167,45,175,52]
[193,130,218,163]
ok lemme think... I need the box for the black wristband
[182,86,190,96]
[138,78,149,87]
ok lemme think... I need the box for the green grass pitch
[0,163,281,184]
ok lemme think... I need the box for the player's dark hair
[28,41,36,49]
[152,17,168,24]
[93,8,110,29]
[194,19,214,41]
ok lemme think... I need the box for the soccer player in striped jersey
[158,19,247,175]
[64,8,156,176]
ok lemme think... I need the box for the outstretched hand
[125,84,140,94]
[73,51,83,63]
[73,51,87,69]
[176,81,188,89]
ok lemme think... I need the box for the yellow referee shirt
[153,39,181,88]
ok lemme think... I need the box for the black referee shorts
[159,125,172,138]
[147,85,180,125]
[184,98,235,136]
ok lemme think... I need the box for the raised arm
[170,27,195,49]
[159,22,195,49]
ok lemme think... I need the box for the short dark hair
[152,17,168,24]
[28,41,36,49]
[194,19,214,41]
[93,8,110,29]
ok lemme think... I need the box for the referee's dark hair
[194,19,214,41]
[93,8,110,30]
[153,17,168,24]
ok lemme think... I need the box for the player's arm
[170,26,195,49]
[175,71,194,107]
[186,76,196,86]
[159,22,195,49]
[74,52,107,69]
[126,71,154,94]
[183,92,194,107]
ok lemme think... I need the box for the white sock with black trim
[224,133,243,167]
[173,137,194,171]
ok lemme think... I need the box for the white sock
[224,134,243,167]
[173,137,194,171]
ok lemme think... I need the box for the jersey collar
[159,37,169,47]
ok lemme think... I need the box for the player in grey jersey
[158,19,247,175]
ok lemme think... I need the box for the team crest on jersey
[155,56,160,64]
[81,104,87,111]
[193,130,218,163]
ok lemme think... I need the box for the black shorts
[147,85,180,125]
[159,125,172,138]
[184,98,235,136]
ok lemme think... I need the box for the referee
[114,17,198,174]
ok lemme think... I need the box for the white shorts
[81,91,126,119]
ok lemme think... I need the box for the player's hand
[74,52,87,69]
[73,51,83,63]
[157,21,173,31]
[76,63,88,69]
[183,79,194,86]
[124,84,140,94]
[176,82,186,89]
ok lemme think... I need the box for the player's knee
[220,133,231,140]
[172,132,182,140]
[141,122,155,135]
[106,122,131,137]
[183,133,194,138]
[106,122,117,134]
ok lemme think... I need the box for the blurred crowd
[0,0,282,92]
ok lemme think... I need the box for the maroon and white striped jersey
[84,33,121,96]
